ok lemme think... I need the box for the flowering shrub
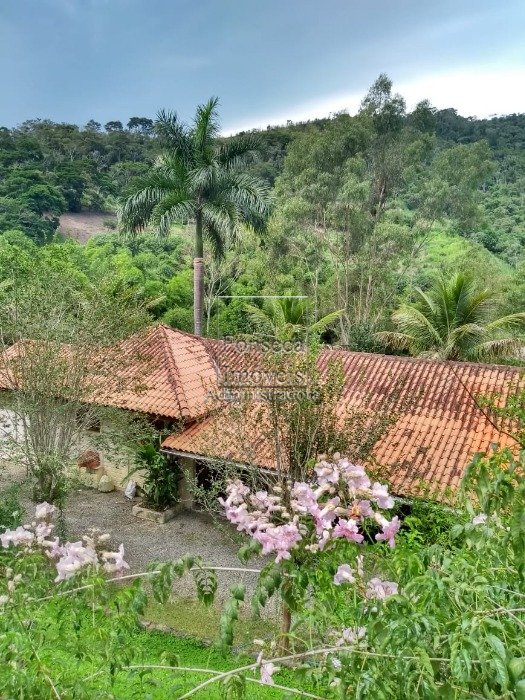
[212,451,525,697]
[217,454,401,662]
[0,502,129,584]
[0,449,524,698]
[220,454,399,562]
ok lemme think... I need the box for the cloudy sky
[1,0,524,132]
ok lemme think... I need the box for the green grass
[20,596,315,699]
[107,628,311,698]
[145,596,277,650]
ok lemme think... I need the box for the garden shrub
[134,442,181,511]
[0,449,524,698]
[0,484,22,531]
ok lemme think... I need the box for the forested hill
[0,76,524,353]
[1,104,524,247]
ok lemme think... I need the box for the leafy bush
[0,449,524,698]
[134,443,181,511]
[394,495,458,548]
[0,484,22,531]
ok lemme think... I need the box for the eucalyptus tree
[120,98,271,335]
[376,272,525,361]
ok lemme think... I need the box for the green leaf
[486,634,509,689]
[509,658,525,684]
[221,673,246,699]
[192,567,218,607]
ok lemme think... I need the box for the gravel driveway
[63,487,265,598]
[7,476,266,601]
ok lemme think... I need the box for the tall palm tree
[120,98,271,335]
[246,294,343,342]
[375,273,525,361]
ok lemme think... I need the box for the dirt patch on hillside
[58,212,117,243]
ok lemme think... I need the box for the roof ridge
[157,324,189,419]
[204,336,524,374]
[318,347,525,373]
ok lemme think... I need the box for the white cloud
[222,66,525,134]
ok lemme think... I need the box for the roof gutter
[160,447,278,477]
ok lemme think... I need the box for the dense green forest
[1,75,524,355]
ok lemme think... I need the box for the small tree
[0,265,152,504]
[182,343,398,642]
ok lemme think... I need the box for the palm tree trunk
[194,211,204,336]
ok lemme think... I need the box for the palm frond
[308,309,344,335]
[268,298,288,329]
[155,110,193,165]
[119,186,167,233]
[217,135,260,171]
[190,162,220,191]
[373,331,414,351]
[392,305,443,347]
[413,286,436,316]
[485,312,525,331]
[471,337,525,360]
[225,171,273,217]
[152,198,195,237]
[245,304,275,336]
[201,200,241,254]
[448,322,486,344]
[192,97,220,164]
[202,219,226,259]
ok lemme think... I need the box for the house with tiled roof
[161,338,523,500]
[0,325,217,492]
[1,323,522,501]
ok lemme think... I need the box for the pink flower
[314,460,340,486]
[224,504,259,534]
[375,516,400,548]
[317,529,331,551]
[102,544,130,575]
[350,499,374,518]
[35,522,54,543]
[365,577,398,600]
[254,523,301,563]
[339,461,371,491]
[249,491,278,513]
[312,497,340,534]
[35,502,56,521]
[42,537,63,559]
[0,526,34,549]
[333,519,364,544]
[54,541,98,582]
[290,482,318,514]
[220,479,250,507]
[371,482,394,509]
[472,513,487,526]
[260,661,277,685]
[333,564,355,585]
[340,626,367,645]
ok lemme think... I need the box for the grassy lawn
[145,596,277,650]
[138,597,306,697]
[25,595,316,699]
[107,628,314,699]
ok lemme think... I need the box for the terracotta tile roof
[104,325,217,420]
[4,325,522,496]
[163,343,523,497]
[0,325,217,422]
